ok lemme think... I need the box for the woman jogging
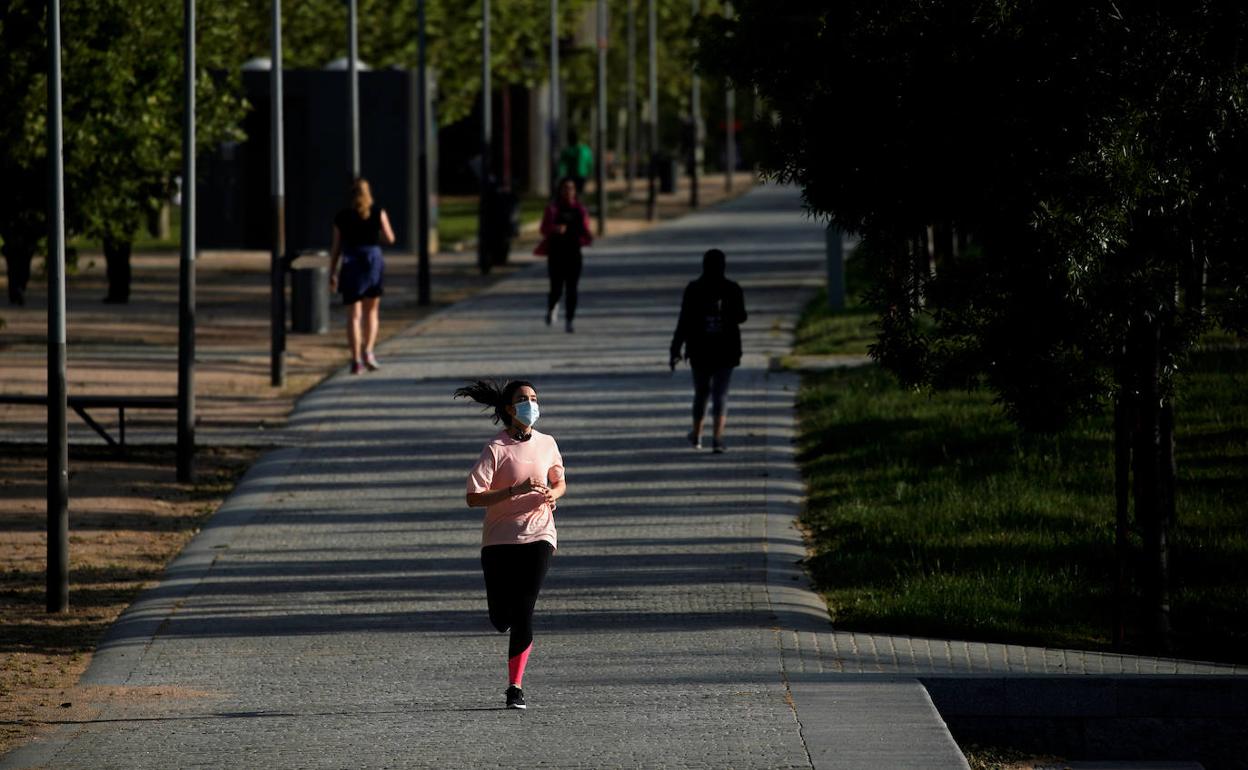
[535,177,593,333]
[669,249,748,453]
[330,178,395,374]
[455,379,566,709]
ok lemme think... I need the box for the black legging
[481,541,554,657]
[547,250,583,322]
[692,364,735,421]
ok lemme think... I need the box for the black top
[549,202,586,254]
[670,276,748,368]
[334,207,383,248]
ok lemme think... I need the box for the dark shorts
[339,245,385,305]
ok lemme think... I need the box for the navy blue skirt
[338,245,385,305]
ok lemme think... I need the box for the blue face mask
[512,400,539,428]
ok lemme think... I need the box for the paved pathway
[4,186,1241,769]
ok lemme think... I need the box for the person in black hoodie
[669,249,748,453]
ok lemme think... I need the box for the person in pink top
[534,178,593,333]
[455,378,567,710]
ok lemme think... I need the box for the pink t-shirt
[467,429,564,549]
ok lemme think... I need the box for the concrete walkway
[3,186,1241,769]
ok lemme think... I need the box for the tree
[216,1,594,127]
[0,0,247,304]
[0,2,53,305]
[701,0,1248,648]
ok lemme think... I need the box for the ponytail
[349,177,373,219]
[454,379,535,427]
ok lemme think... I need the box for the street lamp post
[176,0,197,483]
[646,0,657,220]
[725,86,735,191]
[416,0,430,306]
[595,0,607,235]
[724,2,735,192]
[626,0,637,198]
[549,0,559,194]
[690,0,701,209]
[478,0,491,274]
[46,0,69,614]
[270,0,286,387]
[348,0,360,178]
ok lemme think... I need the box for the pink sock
[508,643,532,687]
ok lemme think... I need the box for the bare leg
[362,296,381,354]
[347,302,363,362]
[713,413,727,443]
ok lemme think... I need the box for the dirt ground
[0,443,257,754]
[0,175,752,755]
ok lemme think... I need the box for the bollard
[291,265,329,334]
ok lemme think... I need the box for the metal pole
[646,0,657,220]
[626,0,636,198]
[478,0,491,274]
[416,0,430,306]
[46,0,69,614]
[725,86,735,191]
[349,0,360,178]
[595,0,607,236]
[724,2,734,192]
[826,224,845,310]
[176,0,197,483]
[270,0,286,387]
[690,0,701,209]
[549,0,559,194]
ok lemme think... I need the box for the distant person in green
[557,131,594,197]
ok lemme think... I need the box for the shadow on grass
[794,348,1248,664]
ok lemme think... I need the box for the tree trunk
[1160,398,1177,528]
[1130,320,1172,649]
[1113,384,1133,648]
[1185,236,1206,319]
[103,237,132,304]
[929,220,954,270]
[912,233,928,310]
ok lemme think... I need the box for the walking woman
[329,178,395,374]
[669,249,748,453]
[455,379,566,709]
[535,177,593,333]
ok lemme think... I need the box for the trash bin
[485,186,520,267]
[657,153,679,193]
[291,265,329,334]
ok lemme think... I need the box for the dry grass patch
[0,443,257,755]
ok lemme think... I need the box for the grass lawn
[437,194,550,246]
[793,275,1248,662]
[437,190,634,247]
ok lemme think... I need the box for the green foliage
[0,0,247,255]
[3,1,716,264]
[435,193,548,246]
[702,1,1248,431]
[221,1,593,126]
[214,1,724,137]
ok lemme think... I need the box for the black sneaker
[687,430,702,450]
[712,439,726,454]
[505,685,526,710]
